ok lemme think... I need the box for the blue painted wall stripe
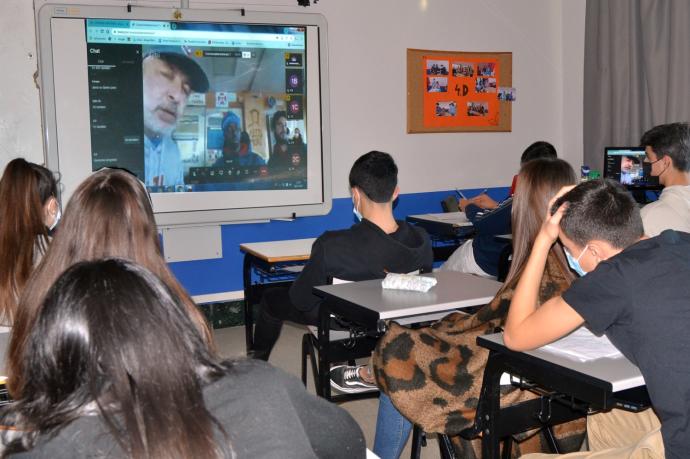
[168,186,510,295]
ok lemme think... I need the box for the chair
[301,272,421,400]
[410,368,571,459]
[301,277,379,399]
[496,242,513,283]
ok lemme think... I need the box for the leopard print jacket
[372,250,585,456]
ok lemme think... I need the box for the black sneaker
[330,365,378,394]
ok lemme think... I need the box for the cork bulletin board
[407,48,513,133]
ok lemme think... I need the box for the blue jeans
[373,393,412,459]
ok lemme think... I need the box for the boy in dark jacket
[252,151,433,362]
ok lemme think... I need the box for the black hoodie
[289,218,433,313]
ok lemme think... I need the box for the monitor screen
[37,6,331,225]
[604,147,660,189]
[86,19,308,193]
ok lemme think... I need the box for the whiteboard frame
[36,4,332,226]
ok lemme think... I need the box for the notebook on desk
[540,327,622,362]
[417,212,471,224]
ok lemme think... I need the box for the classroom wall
[0,0,587,299]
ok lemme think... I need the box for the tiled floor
[214,323,440,458]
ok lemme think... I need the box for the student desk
[406,212,474,239]
[470,333,649,459]
[407,212,475,261]
[239,238,316,352]
[312,272,502,401]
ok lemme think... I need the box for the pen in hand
[455,189,467,199]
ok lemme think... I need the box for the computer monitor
[604,146,661,203]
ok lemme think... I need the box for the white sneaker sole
[330,379,378,394]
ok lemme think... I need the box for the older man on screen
[142,50,209,189]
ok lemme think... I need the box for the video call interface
[86,19,308,193]
[604,148,658,188]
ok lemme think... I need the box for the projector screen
[36,5,331,225]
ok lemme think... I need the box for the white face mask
[352,191,363,222]
[48,203,61,231]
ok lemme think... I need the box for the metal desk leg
[318,303,332,400]
[478,351,506,459]
[243,253,255,353]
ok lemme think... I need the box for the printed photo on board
[497,86,516,101]
[452,62,474,78]
[467,101,489,117]
[426,59,449,75]
[477,62,495,76]
[435,101,457,117]
[475,77,497,93]
[427,76,448,93]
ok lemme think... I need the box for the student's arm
[471,193,499,209]
[463,203,484,220]
[503,203,584,351]
[281,367,367,458]
[288,238,328,312]
[467,200,511,235]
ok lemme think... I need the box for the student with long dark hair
[0,258,365,458]
[7,168,212,397]
[0,159,59,327]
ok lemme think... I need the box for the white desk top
[239,238,316,263]
[315,271,501,320]
[407,212,472,226]
[481,333,645,392]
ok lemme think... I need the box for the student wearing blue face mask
[505,179,690,459]
[252,151,433,361]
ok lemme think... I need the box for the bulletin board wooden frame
[407,48,512,133]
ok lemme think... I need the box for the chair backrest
[497,243,513,283]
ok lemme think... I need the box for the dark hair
[624,155,641,164]
[0,159,58,324]
[640,122,690,171]
[1,258,228,458]
[520,141,558,165]
[8,169,213,397]
[271,110,287,132]
[348,151,398,203]
[502,158,577,293]
[553,179,643,249]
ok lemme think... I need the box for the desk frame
[469,336,650,459]
[241,249,310,352]
[313,273,501,403]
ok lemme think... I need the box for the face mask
[565,245,588,277]
[642,161,653,177]
[352,193,363,222]
[642,158,664,177]
[48,205,61,232]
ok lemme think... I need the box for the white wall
[2,0,586,197]
[561,0,586,170]
[0,1,44,165]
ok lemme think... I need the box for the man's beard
[144,107,177,138]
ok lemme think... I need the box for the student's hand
[471,194,499,209]
[539,202,567,243]
[458,198,471,212]
[538,186,575,243]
